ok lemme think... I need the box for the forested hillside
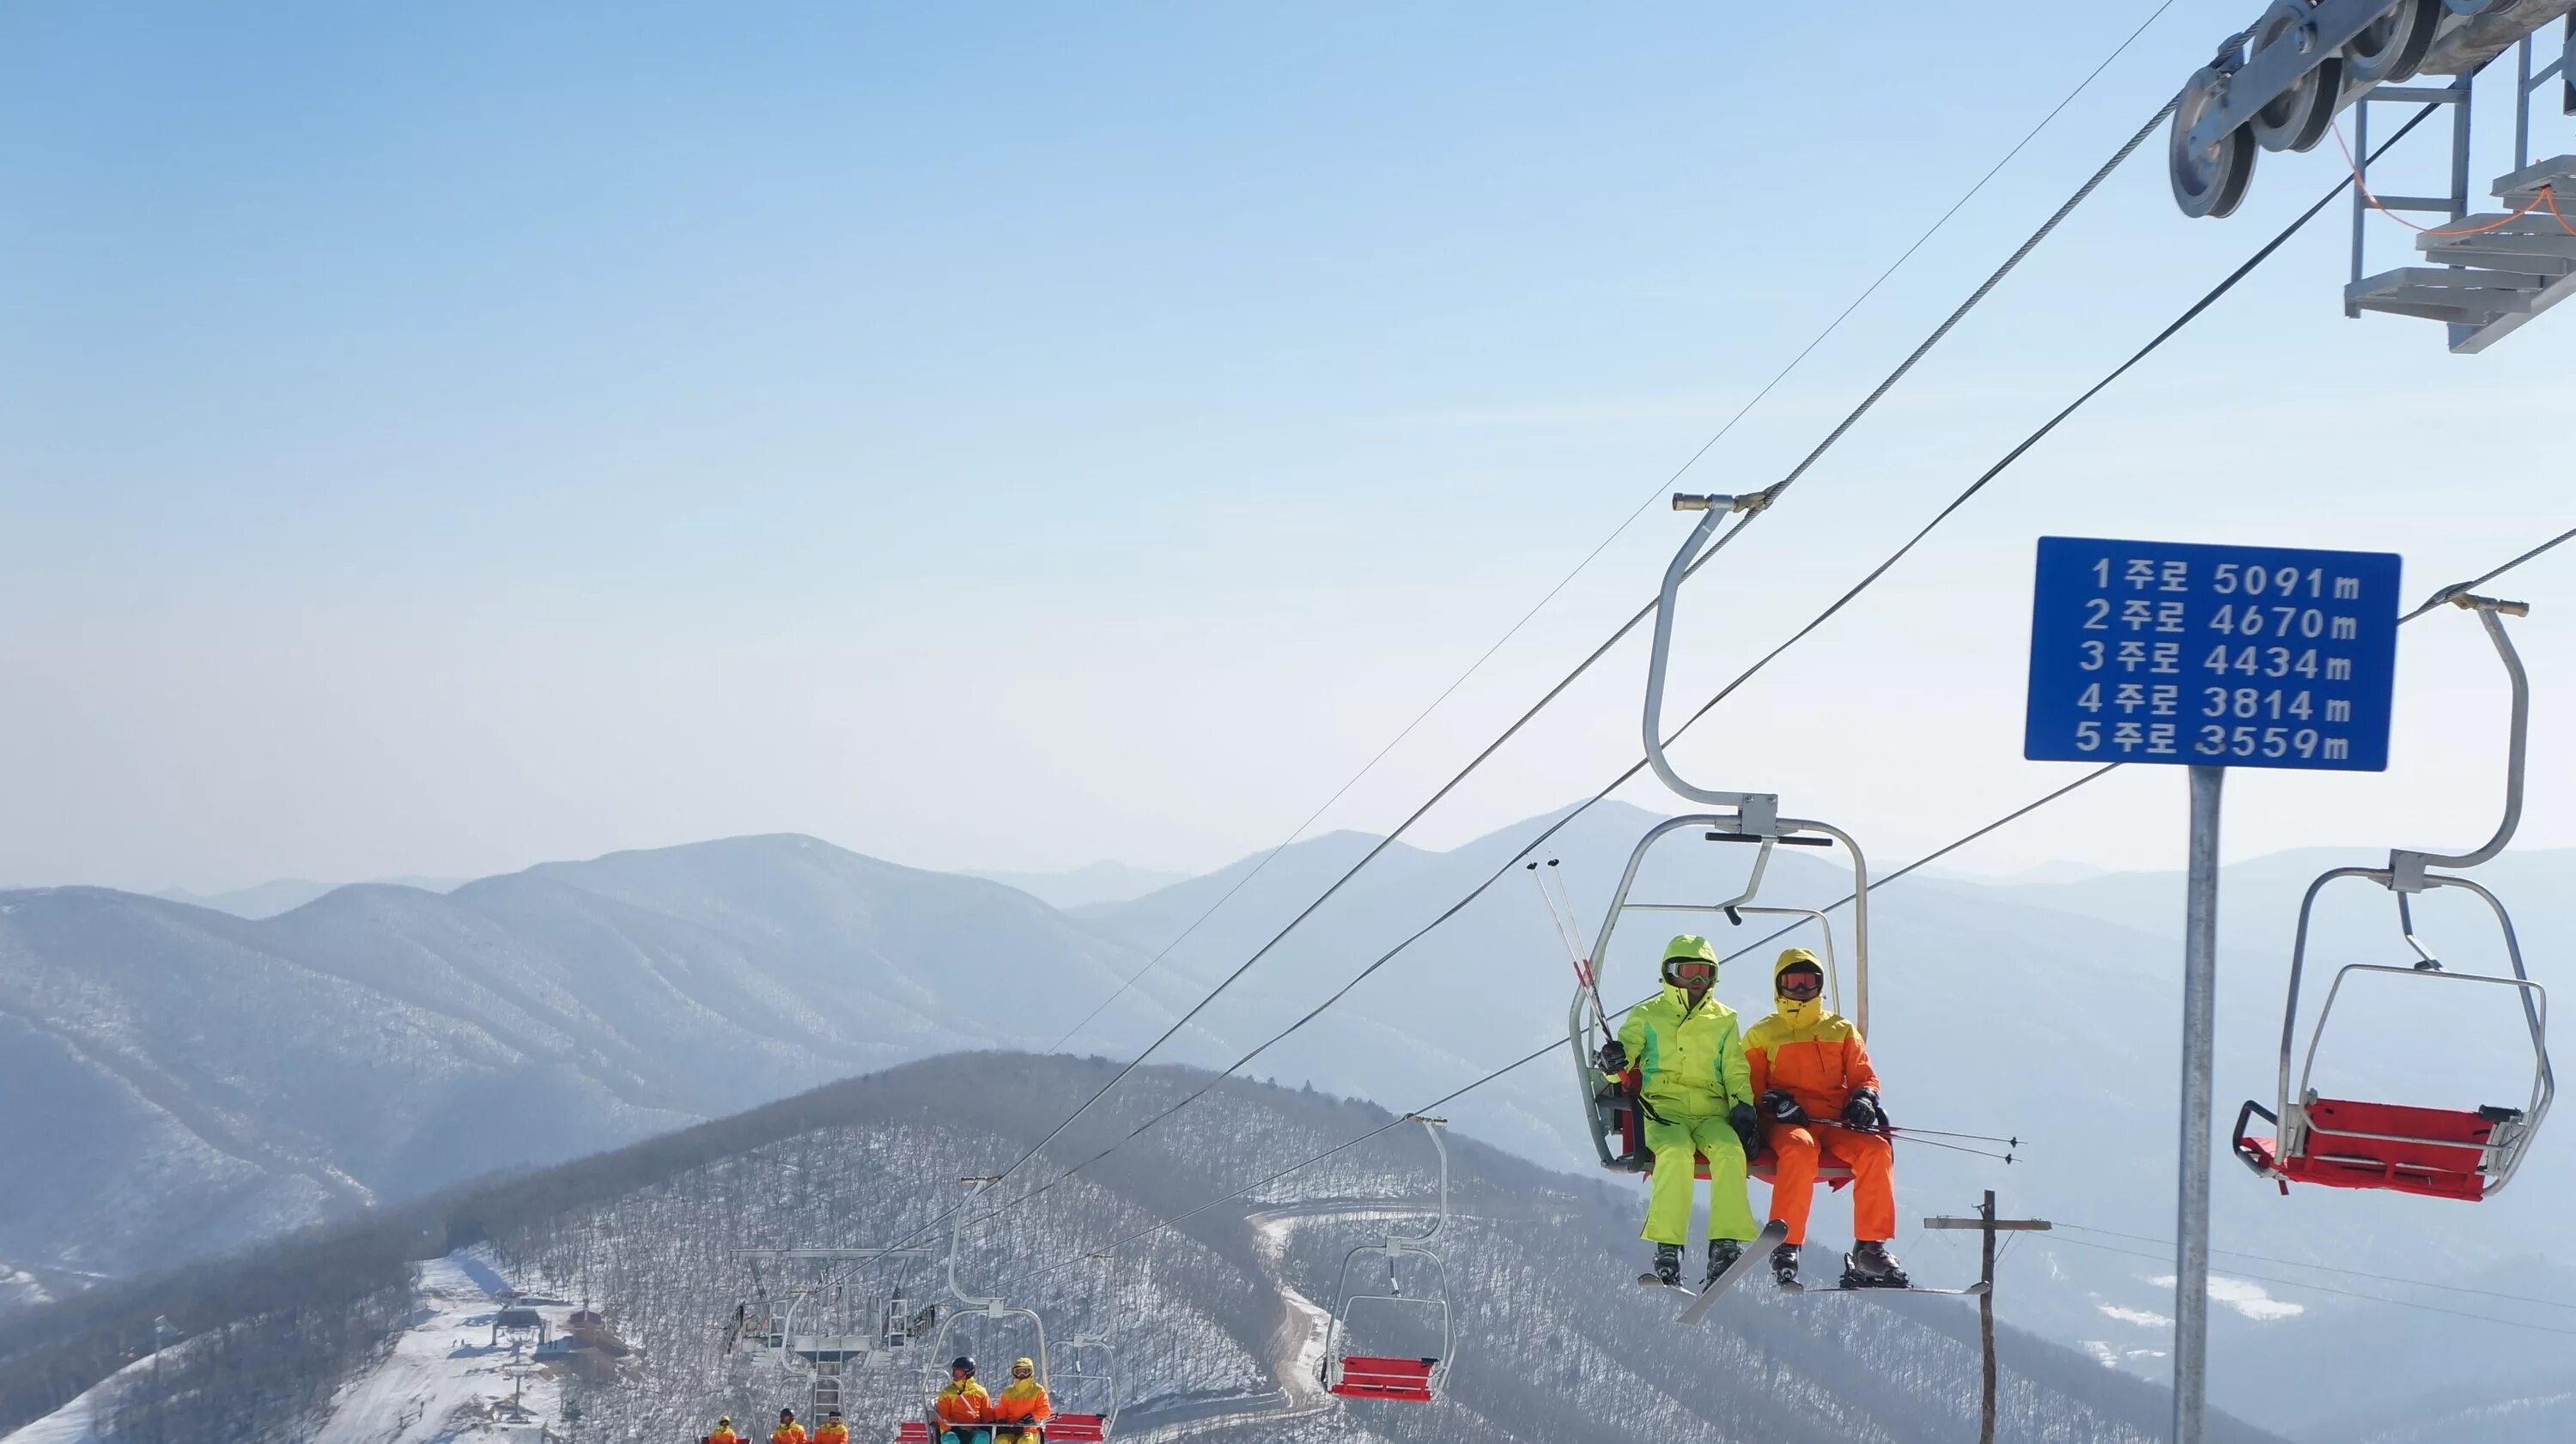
[0,1055,2281,1444]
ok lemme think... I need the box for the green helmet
[1661,934,1721,988]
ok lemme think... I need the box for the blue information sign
[2025,537,2403,770]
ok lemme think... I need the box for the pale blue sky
[5,2,2573,891]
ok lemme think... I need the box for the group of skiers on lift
[1597,936,1910,1290]
[702,1409,848,1444]
[702,1356,1048,1444]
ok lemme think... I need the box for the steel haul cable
[1046,0,2185,1057]
[1041,506,2576,1280]
[827,39,2236,1286]
[947,101,2450,1246]
[941,91,2196,1234]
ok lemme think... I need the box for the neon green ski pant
[1640,1111,1757,1245]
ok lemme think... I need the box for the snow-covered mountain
[0,836,1176,1284]
[8,815,2570,1438]
[0,1055,2283,1444]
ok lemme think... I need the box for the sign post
[2024,537,2401,1444]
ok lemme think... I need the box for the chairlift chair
[1566,495,1874,1189]
[1320,1116,1455,1405]
[1042,1253,1122,1441]
[1045,1335,1116,1443]
[2233,596,2555,1201]
[918,1186,1052,1438]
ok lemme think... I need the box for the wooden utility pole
[1924,1192,2050,1444]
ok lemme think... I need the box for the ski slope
[308,1252,561,1444]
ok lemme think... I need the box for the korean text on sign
[2023,537,2402,772]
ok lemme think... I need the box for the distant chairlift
[1563,495,1874,1192]
[2234,594,2555,1201]
[1043,1253,1122,1442]
[1320,1115,1455,1405]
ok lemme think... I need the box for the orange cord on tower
[2329,118,2557,237]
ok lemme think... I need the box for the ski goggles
[1777,969,1825,997]
[1668,961,1717,984]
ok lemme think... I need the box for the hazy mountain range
[3,811,2570,1437]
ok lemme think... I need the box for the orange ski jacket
[1744,948,1880,1119]
[935,1380,993,1425]
[993,1375,1052,1427]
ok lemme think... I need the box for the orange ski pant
[1765,1122,1895,1246]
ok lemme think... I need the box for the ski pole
[1528,859,1613,1051]
[1885,1125,2022,1147]
[1850,1127,2016,1164]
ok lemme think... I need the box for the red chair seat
[1047,1415,1109,1441]
[2258,1097,2500,1202]
[1329,1356,1438,1403]
[1645,1149,1855,1185]
[894,1424,933,1444]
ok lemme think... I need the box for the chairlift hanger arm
[2392,595,2533,884]
[1643,492,1783,826]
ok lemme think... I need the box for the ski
[1776,1279,1991,1297]
[1677,1221,1789,1325]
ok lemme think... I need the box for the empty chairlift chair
[2233,595,2555,1200]
[1045,1304,1120,1441]
[1321,1117,1455,1405]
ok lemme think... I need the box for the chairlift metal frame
[919,1185,1051,1436]
[1568,496,1873,1180]
[2233,595,2555,1200]
[1319,1116,1455,1405]
[1042,1253,1121,1441]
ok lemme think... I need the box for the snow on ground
[2094,1303,2172,1328]
[1248,1209,1389,1417]
[310,1251,562,1444]
[0,1267,51,1316]
[2146,1271,2305,1321]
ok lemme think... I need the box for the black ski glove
[1730,1102,1761,1154]
[1595,1040,1628,1074]
[1841,1089,1886,1132]
[1759,1089,1807,1125]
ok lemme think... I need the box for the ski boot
[1841,1240,1911,1289]
[1652,1243,1684,1288]
[1770,1241,1801,1289]
[1704,1239,1743,1288]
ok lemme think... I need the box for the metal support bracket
[2390,595,2531,889]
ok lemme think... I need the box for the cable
[2050,1234,2576,1339]
[1025,232,2576,1285]
[1042,478,2576,1271]
[2401,523,2576,621]
[960,92,2190,1223]
[1030,776,2110,1283]
[945,100,2439,1247]
[1041,0,2185,1057]
[2054,1222,2576,1313]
